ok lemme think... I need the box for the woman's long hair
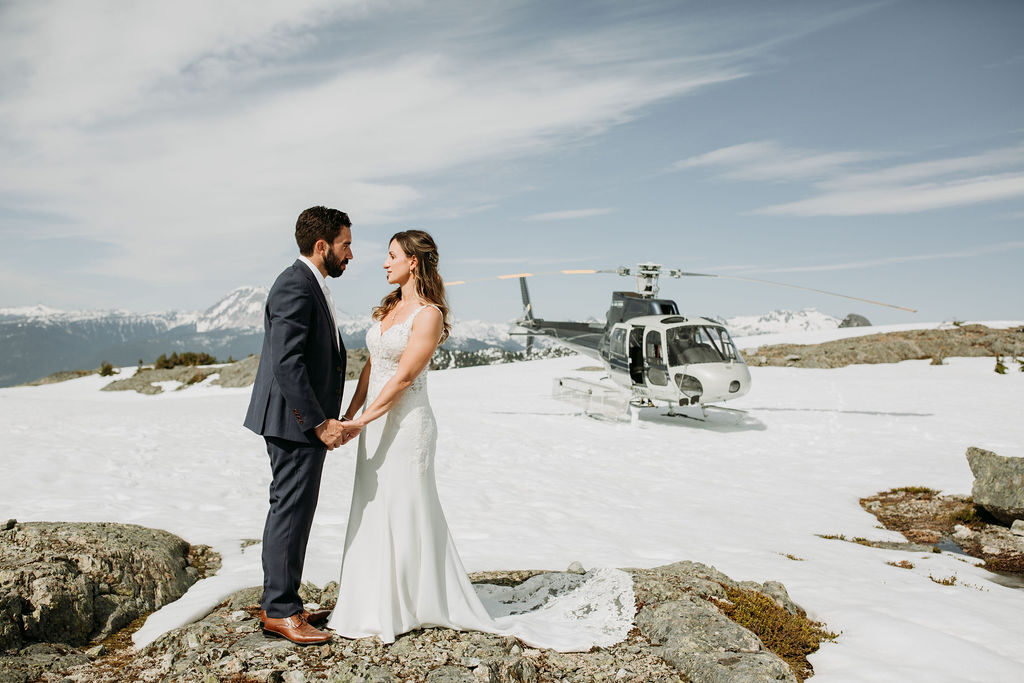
[372,230,451,343]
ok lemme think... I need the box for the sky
[1,0,1022,325]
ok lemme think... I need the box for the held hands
[314,419,346,450]
[339,420,363,445]
[315,418,363,449]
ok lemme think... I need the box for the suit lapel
[294,260,340,356]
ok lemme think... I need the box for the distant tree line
[154,351,219,369]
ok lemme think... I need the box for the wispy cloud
[734,240,1024,274]
[671,141,875,181]
[756,172,1024,216]
[0,1,760,286]
[525,208,613,221]
[674,139,1024,216]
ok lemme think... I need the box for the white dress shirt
[298,254,340,349]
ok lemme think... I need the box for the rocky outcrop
[25,561,828,683]
[100,366,214,394]
[838,314,871,328]
[100,349,370,394]
[211,354,261,387]
[0,521,209,654]
[20,369,95,386]
[743,324,1024,368]
[967,447,1024,524]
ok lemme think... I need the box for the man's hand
[339,420,363,445]
[314,419,345,449]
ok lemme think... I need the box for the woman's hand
[338,420,363,445]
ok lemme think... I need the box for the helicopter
[448,263,915,415]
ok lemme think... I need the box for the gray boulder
[0,521,203,651]
[632,563,799,683]
[212,354,261,388]
[838,313,871,328]
[967,447,1024,523]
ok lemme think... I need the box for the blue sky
[1,0,1022,325]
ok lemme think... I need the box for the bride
[327,230,633,652]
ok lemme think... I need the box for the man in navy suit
[244,206,352,644]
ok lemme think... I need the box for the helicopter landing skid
[663,404,707,420]
[703,404,748,414]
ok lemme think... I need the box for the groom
[244,206,353,645]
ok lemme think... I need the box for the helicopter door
[644,329,668,386]
[628,327,644,385]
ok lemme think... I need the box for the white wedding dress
[326,305,634,652]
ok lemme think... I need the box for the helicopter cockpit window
[666,326,739,365]
[610,328,627,357]
[709,327,740,362]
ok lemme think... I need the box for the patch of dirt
[860,488,1024,574]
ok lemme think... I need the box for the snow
[2,321,1023,680]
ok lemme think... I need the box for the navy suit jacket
[244,260,346,445]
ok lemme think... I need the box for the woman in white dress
[326,230,632,652]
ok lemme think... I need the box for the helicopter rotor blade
[445,269,601,287]
[672,271,917,313]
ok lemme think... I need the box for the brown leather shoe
[261,613,331,645]
[260,609,331,627]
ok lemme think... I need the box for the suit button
[335,389,341,396]
[336,366,342,372]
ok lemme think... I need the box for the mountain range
[0,287,844,387]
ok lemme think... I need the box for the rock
[1012,520,1024,537]
[966,447,1024,523]
[637,598,797,682]
[953,524,974,540]
[566,561,586,574]
[0,522,210,651]
[0,642,90,681]
[2,520,15,531]
[21,369,94,386]
[839,313,871,328]
[213,354,261,387]
[759,581,801,616]
[426,665,477,682]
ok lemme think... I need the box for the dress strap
[406,303,441,324]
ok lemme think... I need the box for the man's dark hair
[295,206,351,256]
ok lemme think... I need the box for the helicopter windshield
[666,325,740,365]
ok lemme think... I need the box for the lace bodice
[365,305,436,405]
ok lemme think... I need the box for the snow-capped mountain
[0,288,528,387]
[195,286,267,332]
[725,308,841,337]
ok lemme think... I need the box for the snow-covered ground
[2,321,1023,681]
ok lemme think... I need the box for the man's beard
[324,250,347,278]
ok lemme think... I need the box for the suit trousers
[261,435,327,618]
